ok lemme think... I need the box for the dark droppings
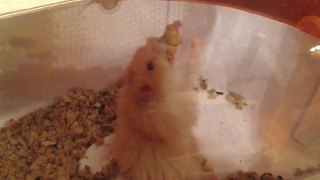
[216,91,224,95]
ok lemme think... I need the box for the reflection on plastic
[310,45,320,54]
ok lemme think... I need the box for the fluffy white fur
[111,38,213,180]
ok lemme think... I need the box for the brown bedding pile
[0,88,119,179]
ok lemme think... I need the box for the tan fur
[112,38,214,180]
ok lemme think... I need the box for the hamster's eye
[147,62,154,71]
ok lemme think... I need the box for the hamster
[111,37,214,180]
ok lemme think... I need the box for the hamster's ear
[117,70,134,89]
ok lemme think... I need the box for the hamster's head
[121,38,174,105]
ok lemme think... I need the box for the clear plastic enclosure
[0,0,319,179]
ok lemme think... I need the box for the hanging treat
[160,20,183,61]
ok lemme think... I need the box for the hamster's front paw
[187,37,203,68]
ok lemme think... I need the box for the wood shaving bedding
[224,171,284,180]
[0,88,119,179]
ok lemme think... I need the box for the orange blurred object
[297,16,320,39]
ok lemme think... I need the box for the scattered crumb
[207,88,217,99]
[0,88,118,179]
[226,91,247,110]
[198,76,223,100]
[199,76,208,90]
